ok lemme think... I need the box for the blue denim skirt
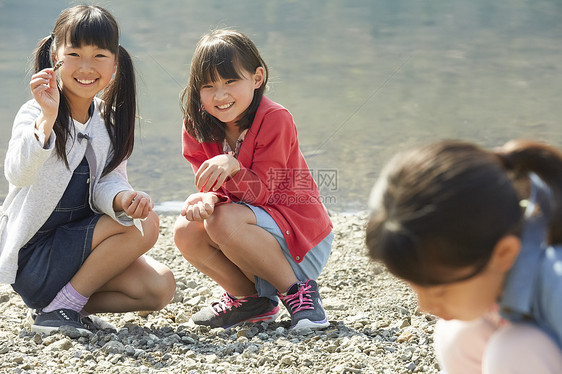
[239,203,333,301]
[12,157,102,309]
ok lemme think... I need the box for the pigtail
[33,35,72,169]
[34,36,54,72]
[101,45,136,176]
[496,140,562,244]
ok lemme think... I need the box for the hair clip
[53,60,64,71]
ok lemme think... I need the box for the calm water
[1,0,561,212]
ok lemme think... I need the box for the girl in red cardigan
[174,30,333,330]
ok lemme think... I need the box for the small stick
[53,60,64,71]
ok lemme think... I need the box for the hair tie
[50,33,54,40]
[494,150,513,170]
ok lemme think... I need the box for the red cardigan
[182,96,333,263]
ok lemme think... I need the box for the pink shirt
[182,96,332,262]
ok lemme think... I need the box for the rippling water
[1,0,561,212]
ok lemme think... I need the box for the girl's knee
[173,215,189,244]
[173,217,206,254]
[152,267,176,310]
[205,203,250,245]
[141,211,159,248]
[143,261,176,310]
[483,324,562,374]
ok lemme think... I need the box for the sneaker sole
[292,318,330,330]
[224,306,281,329]
[31,324,92,336]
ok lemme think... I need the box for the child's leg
[66,211,175,312]
[174,216,259,297]
[33,211,174,334]
[174,203,298,295]
[207,203,333,330]
[84,255,175,313]
[174,207,285,328]
[483,323,562,374]
[204,203,299,293]
[434,316,498,374]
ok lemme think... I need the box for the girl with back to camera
[366,139,562,373]
[0,5,175,334]
[174,29,333,330]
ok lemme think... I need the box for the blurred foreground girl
[366,139,562,373]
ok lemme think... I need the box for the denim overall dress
[12,156,102,309]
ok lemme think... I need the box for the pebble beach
[0,213,440,374]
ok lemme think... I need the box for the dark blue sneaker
[32,309,91,335]
[278,279,329,329]
[191,293,280,329]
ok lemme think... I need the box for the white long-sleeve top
[0,97,134,284]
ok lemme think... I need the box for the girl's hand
[181,192,218,221]
[195,154,240,192]
[115,190,154,219]
[29,68,60,120]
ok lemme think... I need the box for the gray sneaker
[191,293,280,329]
[278,279,329,330]
[26,310,116,333]
[32,309,91,335]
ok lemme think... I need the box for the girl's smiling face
[54,39,117,104]
[199,66,264,128]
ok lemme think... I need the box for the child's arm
[195,154,240,192]
[29,68,59,147]
[222,109,300,205]
[539,248,562,346]
[4,101,56,187]
[5,68,60,186]
[181,127,232,203]
[93,160,145,224]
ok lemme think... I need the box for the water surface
[1,0,561,212]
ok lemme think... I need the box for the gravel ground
[0,213,440,374]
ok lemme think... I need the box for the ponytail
[100,45,136,176]
[496,140,562,244]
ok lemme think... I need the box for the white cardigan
[0,98,134,284]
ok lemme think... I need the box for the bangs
[384,249,490,286]
[196,42,246,86]
[366,213,493,287]
[65,8,118,53]
[379,233,492,286]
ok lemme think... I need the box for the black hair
[366,139,562,286]
[33,5,136,176]
[180,29,268,143]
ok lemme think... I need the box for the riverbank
[0,213,439,373]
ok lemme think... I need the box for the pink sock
[42,282,89,313]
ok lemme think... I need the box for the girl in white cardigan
[1,5,175,334]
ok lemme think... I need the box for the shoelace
[212,293,246,315]
[280,283,314,313]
